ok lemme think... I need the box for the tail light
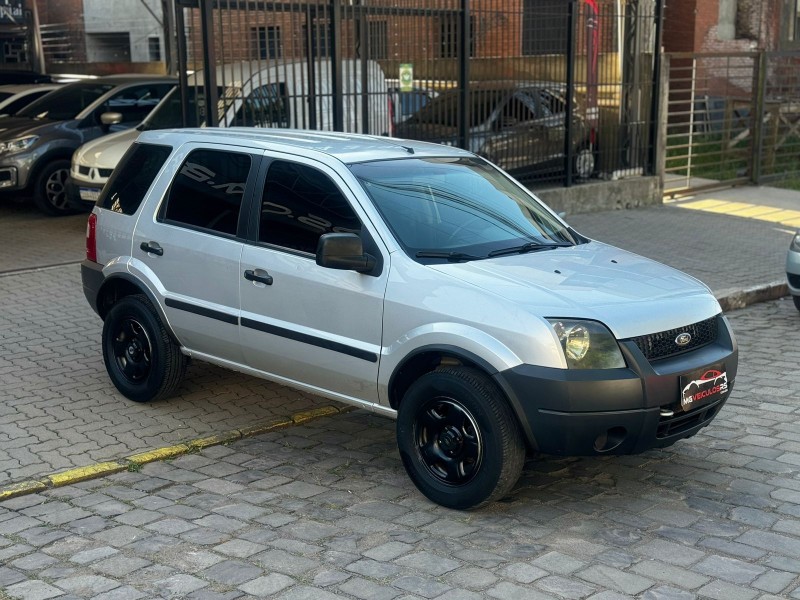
[388,96,396,137]
[86,213,97,263]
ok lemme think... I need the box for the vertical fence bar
[564,0,577,187]
[199,0,219,126]
[647,0,664,176]
[750,51,766,185]
[330,0,343,131]
[175,1,189,127]
[306,5,317,131]
[457,0,470,150]
[357,0,369,133]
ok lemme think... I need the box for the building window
[438,15,474,58]
[522,0,568,55]
[148,37,161,62]
[252,26,281,59]
[368,21,388,60]
[784,0,800,46]
[302,23,330,58]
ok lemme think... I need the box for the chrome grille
[627,316,718,362]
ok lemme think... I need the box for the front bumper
[494,313,738,456]
[786,246,800,295]
[66,177,103,211]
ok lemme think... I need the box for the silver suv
[82,129,738,509]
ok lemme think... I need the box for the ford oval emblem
[675,332,692,347]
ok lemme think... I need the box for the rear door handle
[244,269,273,285]
[140,241,163,256]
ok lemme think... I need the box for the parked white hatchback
[82,129,738,509]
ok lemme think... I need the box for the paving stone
[692,554,766,584]
[69,546,119,565]
[5,579,65,600]
[153,574,209,597]
[696,579,758,600]
[214,539,267,558]
[92,585,147,600]
[578,565,655,595]
[498,562,548,584]
[55,574,120,595]
[640,585,696,600]
[338,577,401,600]
[487,581,558,600]
[752,570,796,594]
[395,551,461,575]
[199,559,262,586]
[392,575,452,598]
[239,573,295,596]
[532,551,587,575]
[631,560,709,589]
[253,549,319,576]
[535,575,597,599]
[364,541,414,561]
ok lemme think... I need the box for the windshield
[350,157,578,262]
[18,83,115,120]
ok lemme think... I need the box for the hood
[0,116,55,139]
[74,128,138,169]
[429,241,720,339]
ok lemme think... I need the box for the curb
[716,280,788,312]
[0,405,349,503]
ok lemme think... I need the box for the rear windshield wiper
[488,241,572,258]
[415,250,484,262]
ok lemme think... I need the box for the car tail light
[388,96,396,137]
[86,213,97,263]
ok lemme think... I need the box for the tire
[396,366,525,510]
[574,146,596,180]
[793,295,800,312]
[32,159,77,216]
[102,294,187,402]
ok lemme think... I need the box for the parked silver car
[787,231,800,310]
[82,129,737,509]
[0,75,175,215]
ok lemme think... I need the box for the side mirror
[316,233,376,273]
[100,112,123,127]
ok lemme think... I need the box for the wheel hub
[438,425,463,455]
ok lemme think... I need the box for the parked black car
[396,82,595,181]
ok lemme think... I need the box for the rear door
[133,142,259,363]
[238,154,387,403]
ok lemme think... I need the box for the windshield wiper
[415,250,484,262]
[488,241,572,258]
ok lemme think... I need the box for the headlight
[546,318,626,369]
[0,135,38,155]
[791,232,800,252]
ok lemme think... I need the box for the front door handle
[140,241,163,256]
[244,269,273,285]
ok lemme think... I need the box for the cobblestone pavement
[1,297,800,600]
[0,265,333,485]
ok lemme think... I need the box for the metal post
[564,0,577,187]
[305,5,317,130]
[647,0,665,175]
[457,0,470,150]
[199,0,219,127]
[356,2,369,134]
[750,51,766,185]
[175,2,189,127]
[162,0,178,75]
[330,0,344,131]
[29,2,45,74]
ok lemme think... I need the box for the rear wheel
[32,159,77,216]
[397,366,525,510]
[574,146,596,179]
[102,294,187,402]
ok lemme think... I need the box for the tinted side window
[98,142,171,215]
[102,83,174,128]
[161,149,251,235]
[233,83,289,127]
[259,160,361,254]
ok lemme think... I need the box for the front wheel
[32,159,77,216]
[397,366,525,510]
[102,294,187,402]
[574,146,596,180]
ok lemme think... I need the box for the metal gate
[174,0,663,188]
[664,51,800,196]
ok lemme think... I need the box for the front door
[239,155,386,404]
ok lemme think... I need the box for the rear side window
[160,149,251,236]
[98,142,171,215]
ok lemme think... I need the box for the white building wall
[83,0,163,62]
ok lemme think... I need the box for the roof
[138,128,474,164]
[0,83,59,94]
[66,75,177,86]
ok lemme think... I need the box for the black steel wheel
[32,159,77,216]
[397,366,525,509]
[102,294,186,402]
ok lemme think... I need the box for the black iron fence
[174,0,663,188]
[664,51,800,195]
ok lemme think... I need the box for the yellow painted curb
[1,406,349,502]
[292,405,340,423]
[48,462,127,487]
[127,444,191,466]
[240,418,293,437]
[0,480,48,501]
